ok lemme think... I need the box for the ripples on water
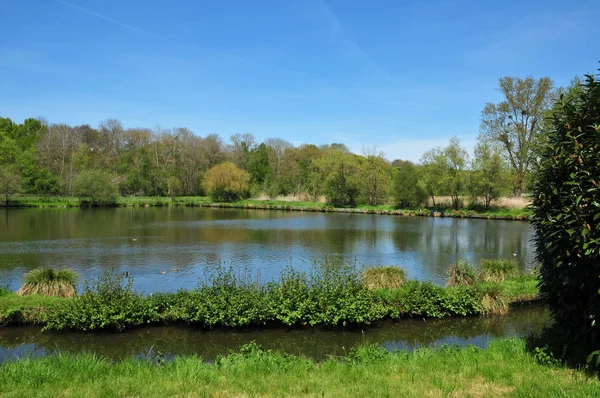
[0,207,534,293]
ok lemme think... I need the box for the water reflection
[0,305,548,363]
[0,208,534,293]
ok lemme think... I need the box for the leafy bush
[477,259,520,282]
[71,169,119,206]
[392,162,428,207]
[203,162,250,202]
[376,281,483,318]
[531,73,600,355]
[44,270,154,331]
[361,266,407,289]
[447,260,476,286]
[17,267,78,297]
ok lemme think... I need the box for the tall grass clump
[17,268,78,298]
[44,269,153,331]
[447,260,476,286]
[478,283,510,315]
[477,259,520,282]
[361,266,407,289]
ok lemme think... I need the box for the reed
[361,266,407,289]
[447,260,476,286]
[17,268,78,298]
[478,259,521,282]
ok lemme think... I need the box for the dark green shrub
[44,270,154,331]
[531,73,600,354]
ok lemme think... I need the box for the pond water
[0,207,534,293]
[0,305,548,363]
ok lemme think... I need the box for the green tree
[0,165,21,206]
[392,162,427,208]
[420,148,445,207]
[203,162,250,202]
[480,76,556,196]
[531,73,600,359]
[318,150,361,207]
[470,141,510,210]
[71,169,119,206]
[360,154,392,206]
[442,137,469,209]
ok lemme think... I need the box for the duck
[124,271,130,277]
[170,268,179,272]
[160,271,167,275]
[132,237,137,242]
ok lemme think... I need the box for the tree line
[0,75,573,208]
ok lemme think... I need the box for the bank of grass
[0,339,598,397]
[3,195,530,219]
[0,261,540,331]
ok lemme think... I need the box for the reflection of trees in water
[1,208,535,290]
[391,218,534,281]
[0,306,548,362]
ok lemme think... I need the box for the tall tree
[480,76,556,196]
[442,137,469,209]
[470,141,510,210]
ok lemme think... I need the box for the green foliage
[392,162,428,207]
[0,164,21,205]
[477,259,520,282]
[2,339,600,397]
[359,154,392,206]
[469,141,511,210]
[361,266,407,289]
[480,76,556,196]
[71,169,119,206]
[17,267,78,298]
[203,162,251,202]
[447,260,476,286]
[318,150,362,207]
[531,73,600,357]
[376,281,483,318]
[477,283,510,315]
[44,270,154,331]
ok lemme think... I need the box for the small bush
[478,283,510,315]
[447,260,476,286]
[17,268,78,297]
[478,259,520,282]
[361,266,407,289]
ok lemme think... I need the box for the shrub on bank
[447,260,476,286]
[44,270,155,331]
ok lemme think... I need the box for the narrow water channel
[0,305,548,363]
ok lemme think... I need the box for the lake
[0,207,535,293]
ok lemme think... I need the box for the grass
[3,194,530,219]
[361,266,407,289]
[447,260,476,286]
[17,267,78,298]
[478,259,521,282]
[0,339,598,397]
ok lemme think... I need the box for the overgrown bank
[0,339,598,397]
[0,261,539,331]
[2,195,530,220]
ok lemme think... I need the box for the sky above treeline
[1,0,599,162]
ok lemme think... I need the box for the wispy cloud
[331,133,478,162]
[317,0,394,82]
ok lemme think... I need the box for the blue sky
[1,0,598,161]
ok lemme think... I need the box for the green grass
[478,259,522,282]
[3,195,530,219]
[361,266,407,289]
[477,275,539,303]
[17,267,78,297]
[0,292,66,326]
[0,339,598,397]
